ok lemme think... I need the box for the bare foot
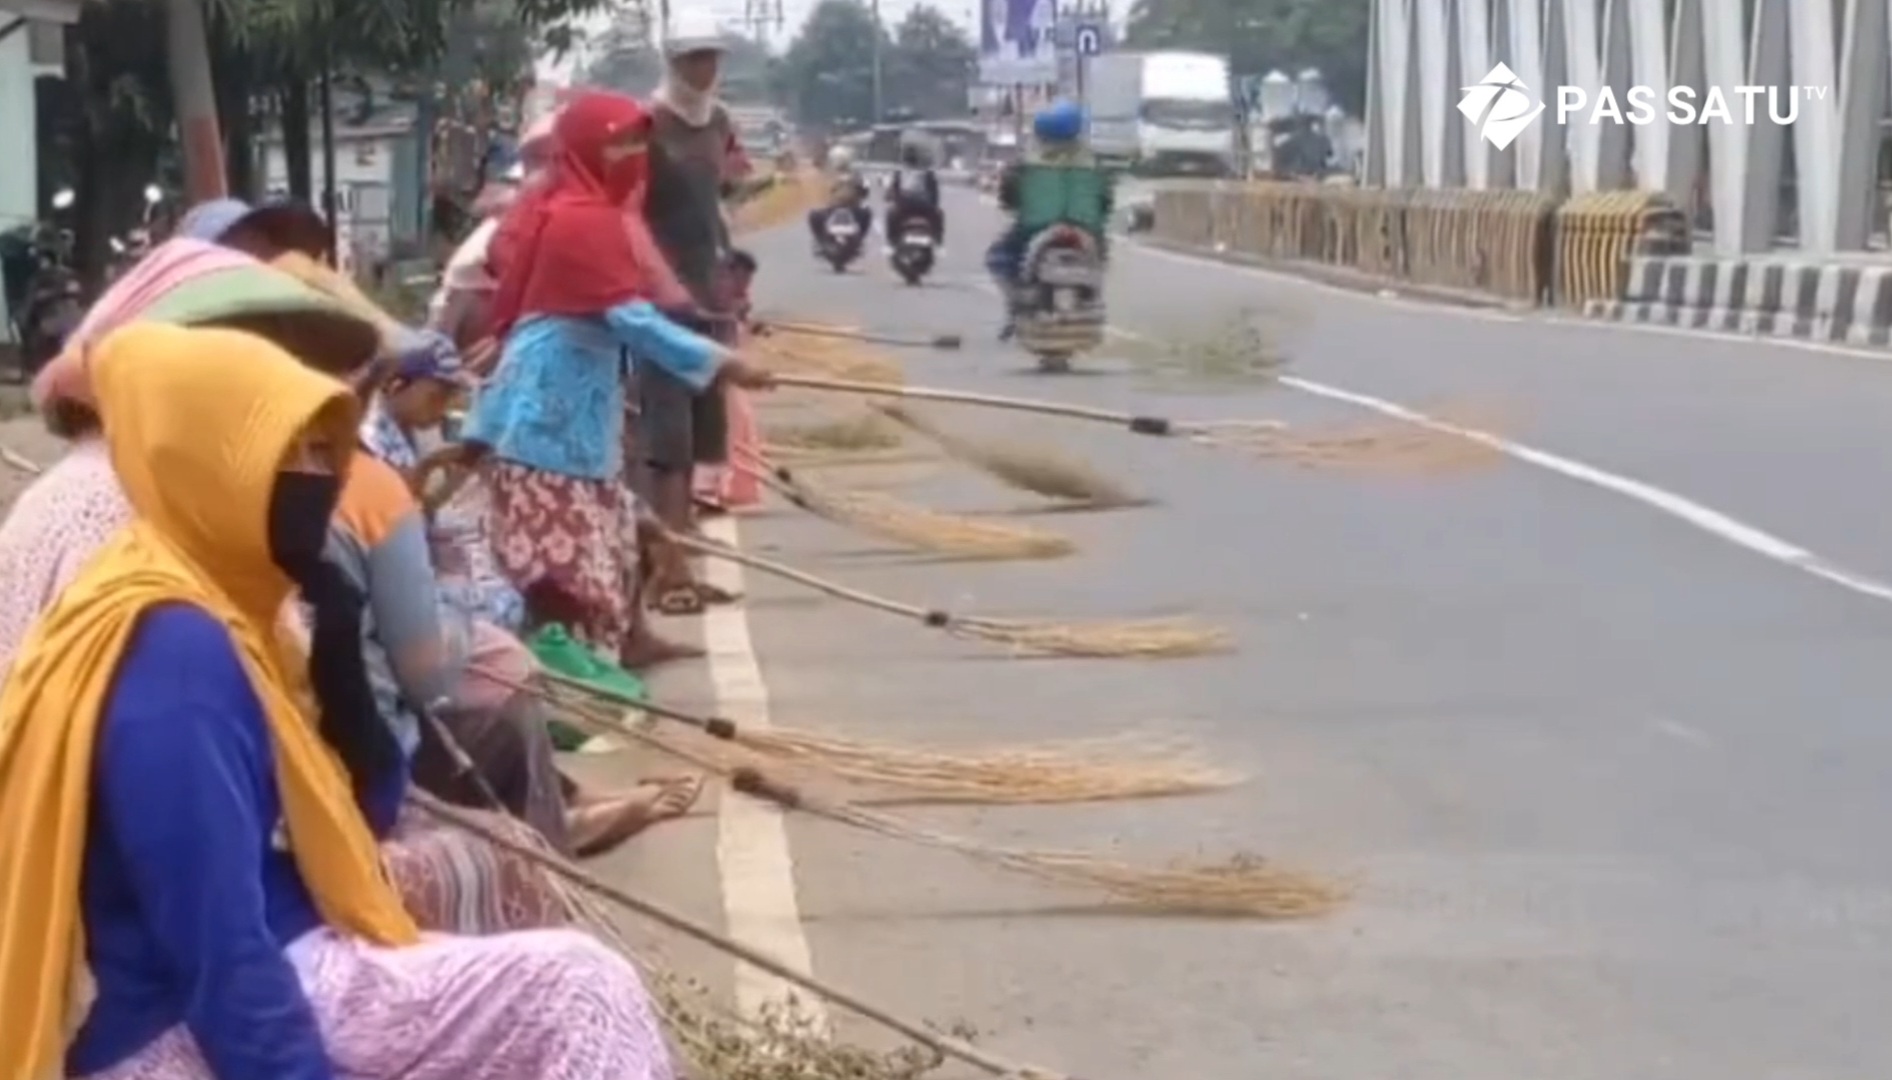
[569,776,704,858]
[619,633,705,671]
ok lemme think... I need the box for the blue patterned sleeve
[603,300,727,392]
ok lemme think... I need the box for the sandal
[648,584,706,616]
[692,582,742,606]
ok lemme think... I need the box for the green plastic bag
[526,626,647,750]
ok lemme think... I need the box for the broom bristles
[783,779,1345,920]
[774,469,1076,561]
[876,403,1136,506]
[956,616,1233,659]
[543,681,1239,805]
[760,329,905,386]
[740,727,1241,803]
[993,849,1348,919]
[766,412,904,452]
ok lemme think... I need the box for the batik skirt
[79,928,676,1080]
[484,460,636,659]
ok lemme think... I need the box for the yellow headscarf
[0,323,420,1080]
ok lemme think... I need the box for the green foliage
[1122,0,1370,114]
[581,18,774,105]
[776,0,973,129]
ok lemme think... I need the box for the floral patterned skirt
[78,928,676,1080]
[484,461,634,657]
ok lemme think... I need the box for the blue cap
[390,328,470,387]
[178,196,331,258]
[177,198,254,243]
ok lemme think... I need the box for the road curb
[1580,255,1892,350]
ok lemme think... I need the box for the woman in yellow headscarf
[0,324,674,1080]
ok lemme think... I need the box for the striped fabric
[30,239,257,409]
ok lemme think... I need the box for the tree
[1122,0,1369,115]
[888,6,974,119]
[776,0,888,130]
[583,9,664,94]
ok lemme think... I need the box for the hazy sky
[539,0,1094,82]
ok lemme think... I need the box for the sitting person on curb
[349,328,701,855]
[0,322,677,1080]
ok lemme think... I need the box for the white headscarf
[655,13,725,127]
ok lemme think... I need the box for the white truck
[1087,50,1239,177]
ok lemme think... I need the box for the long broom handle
[414,796,1061,1079]
[667,531,952,627]
[772,372,1177,432]
[765,320,958,350]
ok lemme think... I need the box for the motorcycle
[3,188,82,380]
[888,218,936,286]
[1008,225,1106,373]
[815,205,865,272]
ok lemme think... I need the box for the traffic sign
[1073,21,1104,56]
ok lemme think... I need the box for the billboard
[978,0,1058,85]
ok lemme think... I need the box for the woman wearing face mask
[465,90,774,673]
[0,240,592,936]
[0,323,675,1080]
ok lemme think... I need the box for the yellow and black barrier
[1551,191,1688,309]
[1148,182,1557,304]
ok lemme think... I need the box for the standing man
[637,16,754,615]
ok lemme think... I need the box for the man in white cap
[635,11,755,614]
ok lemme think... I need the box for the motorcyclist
[985,99,1112,339]
[883,140,944,247]
[807,145,872,253]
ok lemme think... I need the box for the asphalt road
[639,188,1892,1080]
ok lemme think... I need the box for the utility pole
[869,0,883,123]
[167,0,226,201]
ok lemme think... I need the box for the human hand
[462,336,501,377]
[719,355,775,390]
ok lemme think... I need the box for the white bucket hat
[663,9,726,57]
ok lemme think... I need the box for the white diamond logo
[1458,62,1546,149]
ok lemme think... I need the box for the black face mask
[267,471,342,585]
[267,470,400,805]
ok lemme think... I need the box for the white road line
[1652,717,1715,747]
[1104,323,1892,606]
[701,514,829,1030]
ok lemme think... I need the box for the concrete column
[1457,0,1504,187]
[1663,0,1705,207]
[1702,0,1762,253]
[1414,0,1465,185]
[1787,0,1840,251]
[1533,0,1572,194]
[1834,0,1886,250]
[1369,0,1423,185]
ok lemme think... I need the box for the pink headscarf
[31,238,257,411]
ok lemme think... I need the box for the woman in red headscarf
[461,91,773,674]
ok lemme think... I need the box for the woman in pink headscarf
[0,239,591,937]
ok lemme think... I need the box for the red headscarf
[487,91,669,335]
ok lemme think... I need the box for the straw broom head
[733,769,1345,920]
[760,329,905,386]
[875,403,1137,507]
[733,727,1241,804]
[671,531,1233,661]
[952,615,1234,659]
[767,466,1076,561]
[1197,411,1505,473]
[765,411,903,453]
[543,681,1239,805]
